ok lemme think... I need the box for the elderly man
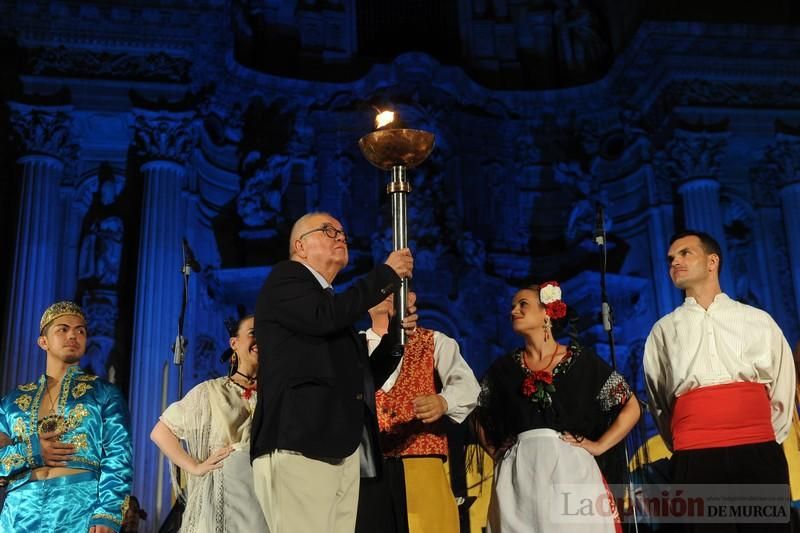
[644,231,795,532]
[0,301,133,532]
[251,212,416,533]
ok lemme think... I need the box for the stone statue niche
[236,151,292,264]
[76,162,125,380]
[215,97,297,266]
[78,164,124,288]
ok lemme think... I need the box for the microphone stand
[174,244,191,401]
[594,205,640,533]
[168,239,199,509]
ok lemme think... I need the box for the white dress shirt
[644,293,796,450]
[365,328,481,423]
[299,261,332,289]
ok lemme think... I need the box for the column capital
[749,132,800,205]
[132,110,195,165]
[654,129,729,185]
[9,104,75,162]
[765,133,800,187]
[781,180,800,197]
[676,177,720,196]
[140,159,187,175]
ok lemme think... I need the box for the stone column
[127,110,194,524]
[644,164,680,315]
[658,127,734,292]
[678,178,723,236]
[762,132,800,321]
[1,106,73,391]
[779,180,800,317]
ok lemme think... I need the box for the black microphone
[593,204,606,246]
[182,238,201,273]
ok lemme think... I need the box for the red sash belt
[671,382,775,451]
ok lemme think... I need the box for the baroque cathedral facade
[1,1,799,527]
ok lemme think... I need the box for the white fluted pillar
[780,181,800,318]
[678,178,722,235]
[677,178,734,292]
[1,105,72,392]
[647,204,680,314]
[644,165,680,315]
[127,110,194,530]
[1,155,65,392]
[128,160,185,521]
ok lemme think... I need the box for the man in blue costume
[0,301,133,532]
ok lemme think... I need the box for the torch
[359,110,435,345]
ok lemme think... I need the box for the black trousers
[667,441,791,533]
[356,457,409,533]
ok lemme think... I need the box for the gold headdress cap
[39,301,86,334]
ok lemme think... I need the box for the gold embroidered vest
[375,327,448,458]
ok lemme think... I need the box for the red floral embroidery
[520,370,555,405]
[521,375,538,395]
[533,370,553,384]
[517,347,576,407]
[242,386,256,400]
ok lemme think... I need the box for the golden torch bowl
[358,129,435,171]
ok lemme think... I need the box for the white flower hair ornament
[538,281,567,320]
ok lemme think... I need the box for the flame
[375,110,395,130]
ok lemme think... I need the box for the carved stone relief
[9,106,74,160]
[26,46,191,82]
[237,153,291,238]
[133,112,195,164]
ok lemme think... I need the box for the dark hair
[669,230,723,275]
[220,314,254,364]
[519,284,576,340]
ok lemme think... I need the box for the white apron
[488,428,619,533]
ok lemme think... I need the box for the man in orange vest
[357,293,481,533]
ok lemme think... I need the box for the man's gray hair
[288,211,333,257]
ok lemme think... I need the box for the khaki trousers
[253,449,360,533]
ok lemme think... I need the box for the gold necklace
[44,378,59,413]
[38,377,63,434]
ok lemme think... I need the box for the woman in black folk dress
[474,282,641,533]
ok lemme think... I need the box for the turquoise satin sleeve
[89,384,133,531]
[0,400,32,478]
[0,440,29,478]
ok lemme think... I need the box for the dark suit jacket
[251,259,401,465]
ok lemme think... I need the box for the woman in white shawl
[151,315,268,532]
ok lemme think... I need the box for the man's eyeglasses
[298,224,348,243]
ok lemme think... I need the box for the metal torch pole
[388,164,410,345]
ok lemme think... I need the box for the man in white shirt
[644,230,796,532]
[356,293,481,533]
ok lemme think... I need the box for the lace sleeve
[159,381,209,439]
[595,371,632,412]
[473,367,515,451]
[478,374,491,408]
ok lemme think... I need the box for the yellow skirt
[403,457,460,533]
[459,445,493,533]
[784,415,800,503]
